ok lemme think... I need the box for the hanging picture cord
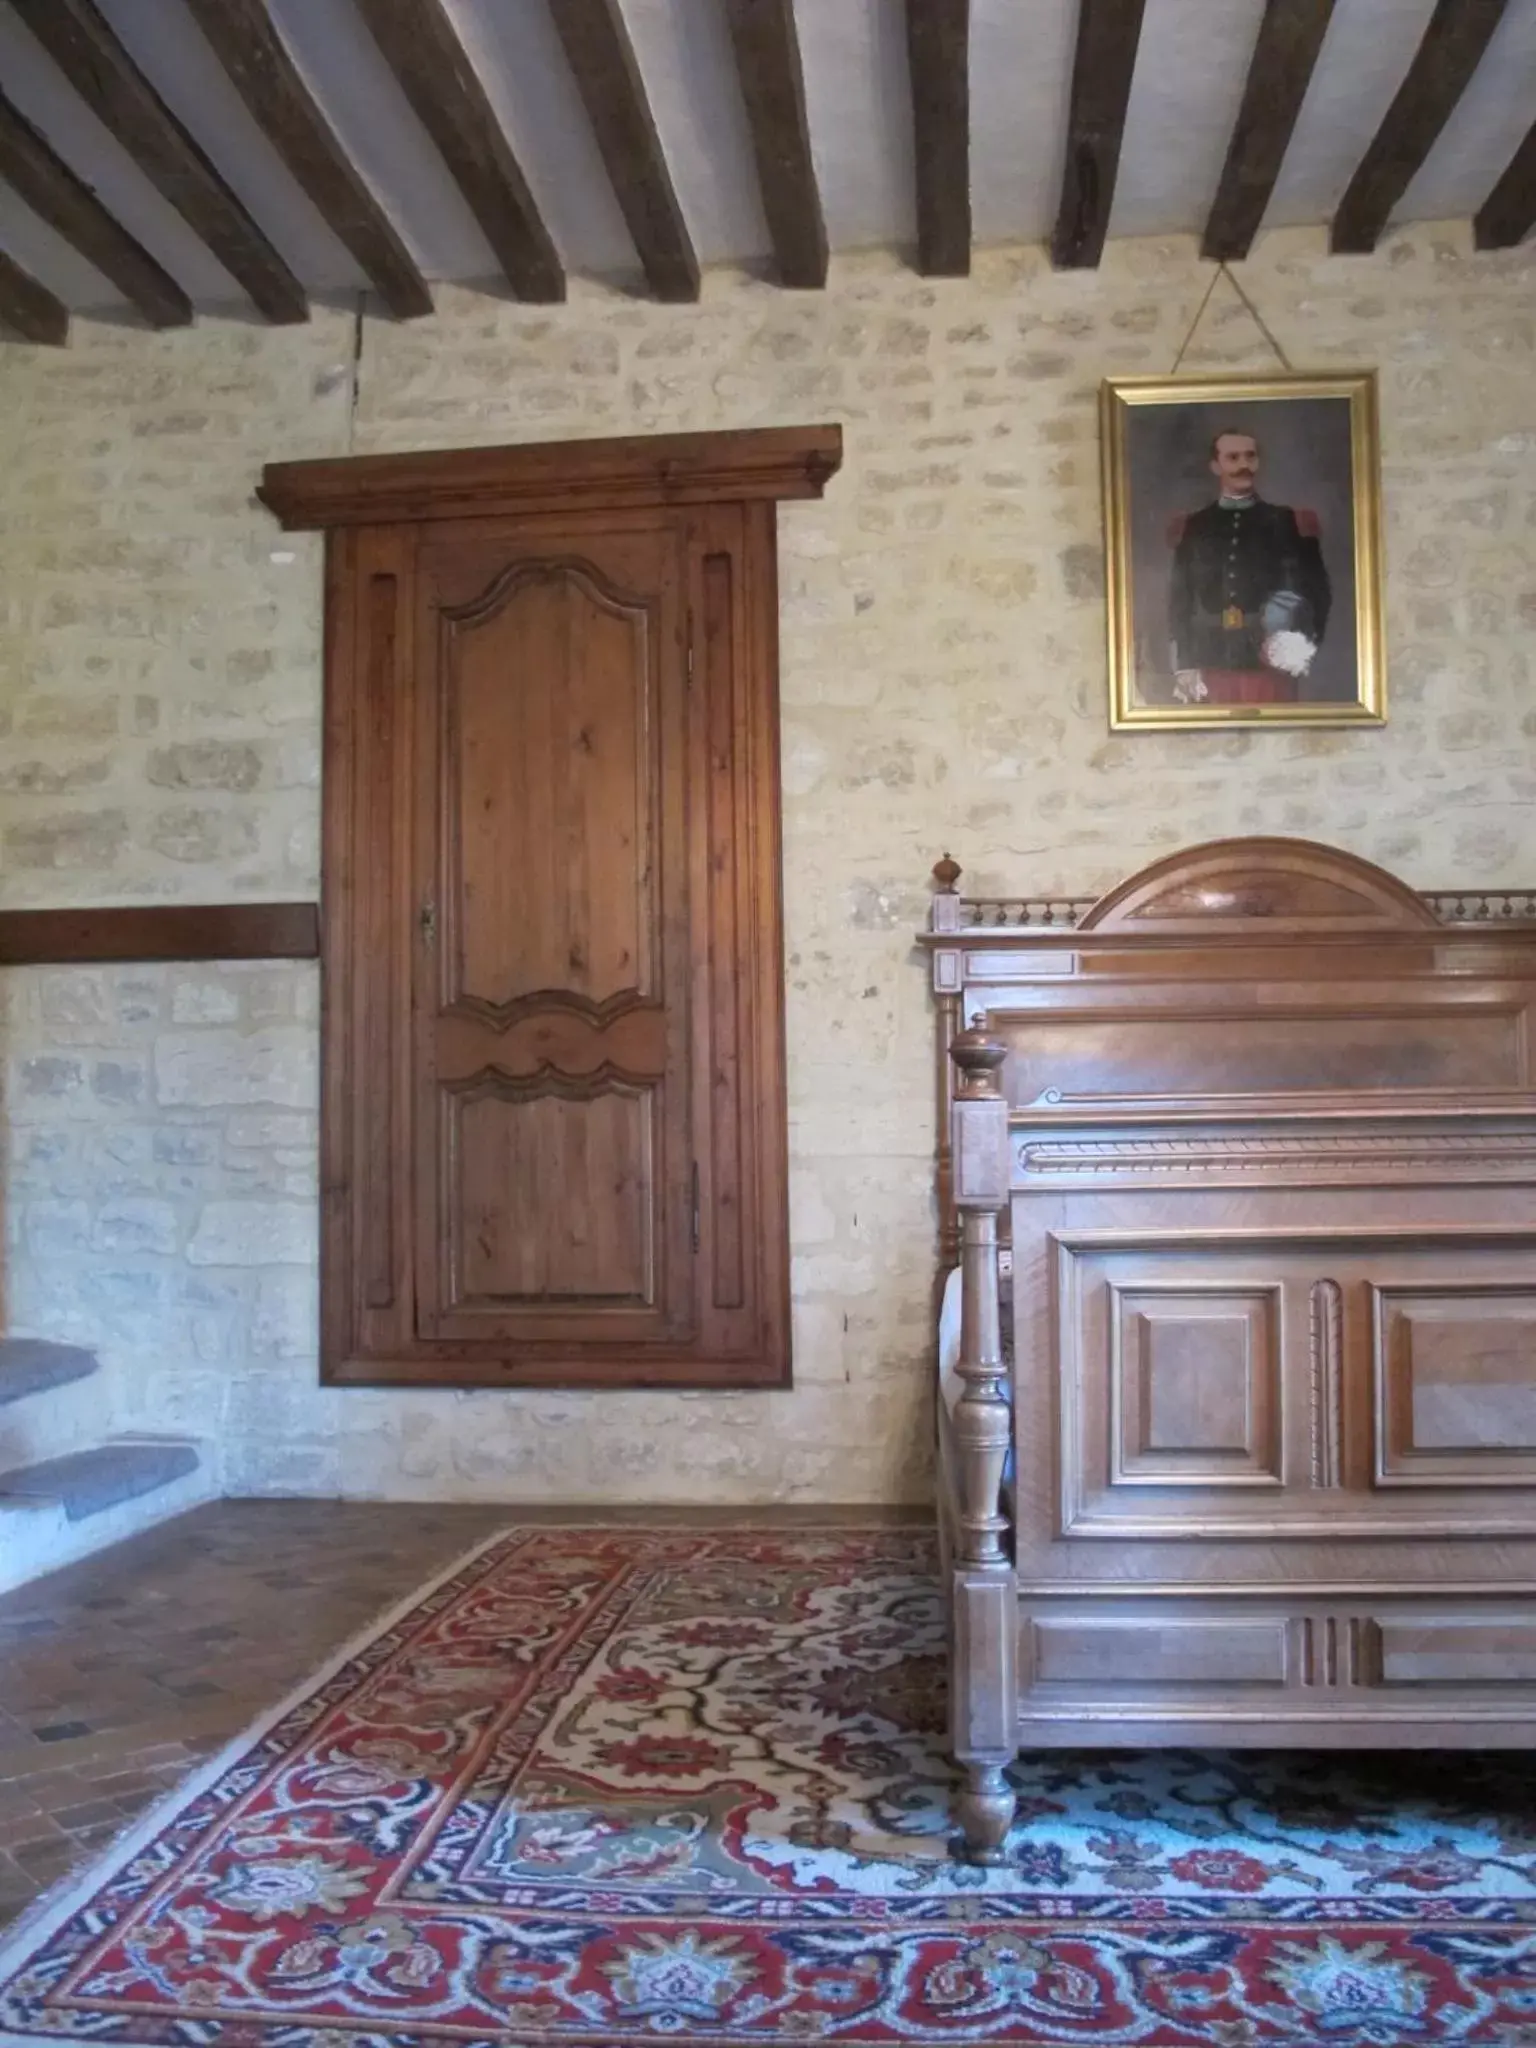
[1169,260,1296,376]
[346,292,365,454]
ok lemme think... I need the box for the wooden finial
[950,1024,1006,1098]
[933,851,962,894]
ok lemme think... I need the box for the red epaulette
[1166,512,1188,547]
[1295,507,1320,538]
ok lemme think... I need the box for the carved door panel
[411,517,693,1350]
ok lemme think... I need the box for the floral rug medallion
[3,1526,1536,2044]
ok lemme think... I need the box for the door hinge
[686,635,695,683]
[690,1160,701,1255]
[420,898,436,946]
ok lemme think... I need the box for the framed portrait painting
[1101,371,1384,730]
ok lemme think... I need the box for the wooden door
[263,425,842,1388]
[412,515,693,1352]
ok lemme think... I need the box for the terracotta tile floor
[0,1500,514,1931]
[0,1499,921,1932]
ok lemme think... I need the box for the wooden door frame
[259,426,842,1389]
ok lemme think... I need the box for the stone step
[0,1440,200,1522]
[0,1339,99,1408]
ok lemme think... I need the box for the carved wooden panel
[1060,1243,1303,1534]
[1054,1228,1536,1541]
[1377,1612,1536,1684]
[1373,1284,1536,1486]
[1014,1596,1536,1735]
[1112,1284,1281,1486]
[439,557,657,1021]
[1031,1614,1289,1686]
[296,428,841,1387]
[1000,999,1524,1107]
[412,521,690,1354]
[446,1076,656,1308]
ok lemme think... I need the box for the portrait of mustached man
[1106,374,1378,728]
[1166,427,1332,707]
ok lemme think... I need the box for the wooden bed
[924,836,1536,1862]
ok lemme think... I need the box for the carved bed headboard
[921,837,1536,1267]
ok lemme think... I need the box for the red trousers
[1196,668,1300,706]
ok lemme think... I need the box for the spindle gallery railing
[929,853,1536,931]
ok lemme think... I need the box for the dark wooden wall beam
[724,0,826,288]
[1332,0,1509,254]
[1474,117,1536,250]
[8,0,308,323]
[181,0,429,319]
[0,903,320,966]
[0,88,192,325]
[1050,0,1149,269]
[906,0,970,275]
[1203,0,1333,261]
[548,0,699,301]
[0,245,68,343]
[353,0,563,302]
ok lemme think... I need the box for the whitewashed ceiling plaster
[0,0,1531,324]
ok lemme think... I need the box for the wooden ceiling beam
[1332,0,1509,254]
[548,0,699,302]
[1050,0,1149,269]
[1202,0,1333,262]
[906,0,970,276]
[724,0,826,288]
[181,0,429,319]
[352,0,563,302]
[0,244,68,343]
[0,88,192,325]
[1474,117,1536,250]
[7,0,307,323]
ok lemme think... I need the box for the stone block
[250,1271,319,1356]
[225,1109,313,1149]
[39,971,112,1033]
[93,1198,179,1257]
[18,694,120,739]
[171,978,241,1025]
[147,742,262,791]
[4,811,127,870]
[26,1198,91,1253]
[20,1056,85,1098]
[93,1060,146,1105]
[150,806,259,864]
[155,1029,317,1109]
[0,756,112,794]
[77,1265,169,1313]
[153,1128,218,1165]
[187,1200,316,1266]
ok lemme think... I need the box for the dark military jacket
[1168,497,1331,672]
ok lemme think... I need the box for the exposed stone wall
[0,227,1531,1503]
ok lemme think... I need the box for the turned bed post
[947,1023,1018,1862]
[931,853,964,1269]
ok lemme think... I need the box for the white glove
[1172,669,1209,703]
[1262,630,1316,678]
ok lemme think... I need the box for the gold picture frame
[1101,370,1384,730]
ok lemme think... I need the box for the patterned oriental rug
[4,1529,1536,2047]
